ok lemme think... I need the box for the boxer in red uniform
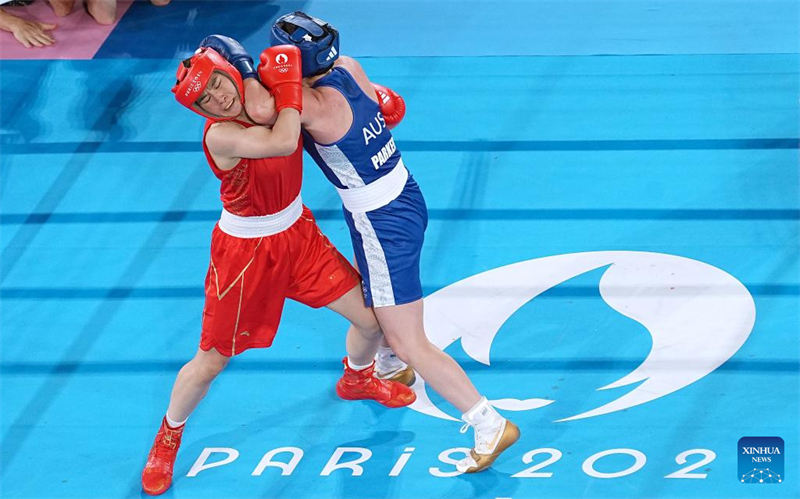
[202,19,520,475]
[140,46,415,496]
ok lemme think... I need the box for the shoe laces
[347,363,383,388]
[153,428,181,459]
[360,363,376,378]
[460,421,501,452]
[364,372,387,393]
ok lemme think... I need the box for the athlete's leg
[374,299,480,412]
[166,347,231,422]
[142,347,230,495]
[349,255,414,384]
[325,284,382,366]
[375,299,519,473]
[324,284,415,407]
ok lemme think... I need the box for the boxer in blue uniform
[200,14,520,473]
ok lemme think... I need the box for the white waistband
[336,160,409,213]
[218,194,303,238]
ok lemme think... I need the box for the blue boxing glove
[198,34,258,80]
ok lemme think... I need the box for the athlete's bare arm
[243,79,278,126]
[245,76,332,131]
[245,55,379,144]
[205,109,300,170]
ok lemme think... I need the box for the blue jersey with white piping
[302,65,425,308]
[302,67,403,189]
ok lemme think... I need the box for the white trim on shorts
[352,211,395,307]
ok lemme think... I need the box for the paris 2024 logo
[413,251,756,422]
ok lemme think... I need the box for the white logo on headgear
[184,70,204,97]
[412,251,756,422]
[325,46,337,61]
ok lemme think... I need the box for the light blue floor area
[1,32,799,499]
[307,0,800,57]
[96,0,800,59]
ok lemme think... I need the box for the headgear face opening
[270,11,339,78]
[172,48,244,121]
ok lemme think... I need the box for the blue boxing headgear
[270,11,339,78]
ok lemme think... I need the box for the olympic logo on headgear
[183,71,204,98]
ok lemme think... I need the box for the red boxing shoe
[142,417,184,495]
[336,357,416,408]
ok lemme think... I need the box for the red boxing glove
[372,83,405,129]
[258,45,303,113]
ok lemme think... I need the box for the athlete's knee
[342,297,382,338]
[387,328,437,365]
[206,354,230,377]
[353,314,382,340]
[328,285,382,336]
[190,350,230,380]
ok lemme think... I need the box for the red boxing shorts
[199,207,360,356]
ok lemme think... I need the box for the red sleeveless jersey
[196,119,360,356]
[202,120,303,216]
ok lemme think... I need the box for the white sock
[376,346,405,370]
[347,357,373,371]
[165,412,187,429]
[462,396,503,429]
[377,346,394,359]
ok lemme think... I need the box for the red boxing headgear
[172,48,244,120]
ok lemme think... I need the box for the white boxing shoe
[456,397,520,473]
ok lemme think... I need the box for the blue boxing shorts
[342,176,428,307]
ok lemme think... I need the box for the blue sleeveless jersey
[303,66,427,308]
[302,67,402,189]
